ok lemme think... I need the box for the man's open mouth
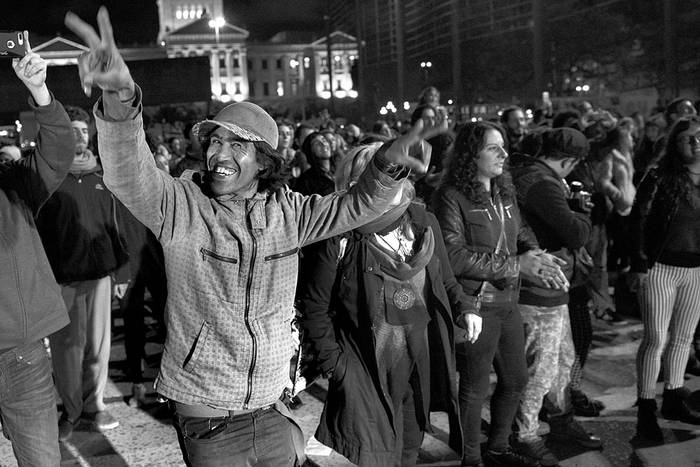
[212,165,238,177]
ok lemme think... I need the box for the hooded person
[65,8,446,466]
[297,142,469,467]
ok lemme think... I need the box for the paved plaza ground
[1,310,698,466]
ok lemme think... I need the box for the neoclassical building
[160,0,359,107]
[31,0,359,112]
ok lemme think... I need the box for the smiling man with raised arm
[65,8,443,466]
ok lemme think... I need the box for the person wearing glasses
[630,115,700,443]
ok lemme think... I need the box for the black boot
[636,398,663,443]
[661,387,700,424]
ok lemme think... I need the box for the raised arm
[294,117,447,245]
[65,8,175,236]
[9,36,73,215]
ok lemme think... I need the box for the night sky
[0,0,326,46]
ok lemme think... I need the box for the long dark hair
[301,131,336,173]
[254,141,291,193]
[657,115,700,204]
[441,121,515,204]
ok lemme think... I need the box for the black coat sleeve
[628,170,659,273]
[297,237,343,379]
[524,179,592,249]
[427,211,478,320]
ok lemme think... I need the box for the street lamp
[208,16,225,43]
[420,60,432,84]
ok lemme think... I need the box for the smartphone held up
[0,31,28,59]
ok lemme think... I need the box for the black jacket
[629,168,679,273]
[509,154,592,306]
[297,204,463,466]
[0,95,72,349]
[36,167,129,283]
[292,165,335,196]
[432,184,538,297]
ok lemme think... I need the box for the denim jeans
[456,303,528,465]
[0,340,61,467]
[173,404,301,467]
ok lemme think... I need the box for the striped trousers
[636,263,700,399]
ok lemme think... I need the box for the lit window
[277,80,284,97]
[234,81,241,94]
[233,58,240,68]
[176,8,182,19]
[197,5,203,17]
[183,9,189,19]
[262,59,268,70]
[322,79,330,91]
[303,57,310,69]
[190,5,196,19]
[263,82,270,96]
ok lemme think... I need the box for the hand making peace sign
[381,118,449,173]
[64,7,135,100]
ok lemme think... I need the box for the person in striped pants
[629,115,700,443]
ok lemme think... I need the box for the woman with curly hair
[432,121,567,467]
[630,115,700,442]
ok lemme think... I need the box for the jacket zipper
[4,235,27,338]
[264,247,299,261]
[243,228,258,408]
[471,207,492,221]
[200,247,238,264]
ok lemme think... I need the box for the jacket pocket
[183,321,211,373]
[264,247,299,261]
[200,247,238,264]
[466,208,493,222]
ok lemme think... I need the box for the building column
[240,49,249,99]
[224,50,233,94]
[210,48,221,96]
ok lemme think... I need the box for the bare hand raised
[12,33,45,88]
[64,7,134,100]
[12,32,50,106]
[381,119,448,174]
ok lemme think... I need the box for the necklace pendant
[393,287,416,310]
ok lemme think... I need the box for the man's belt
[480,290,518,304]
[173,400,276,418]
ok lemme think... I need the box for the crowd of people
[1,7,700,467]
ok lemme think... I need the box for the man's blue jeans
[174,404,301,467]
[0,340,61,466]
